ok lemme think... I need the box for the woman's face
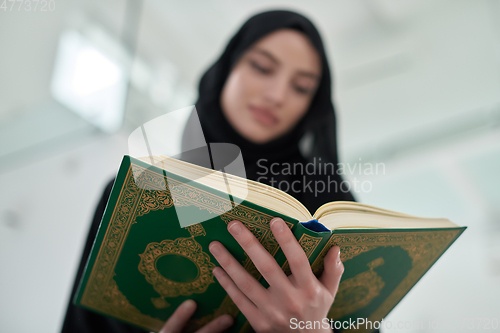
[220,29,322,144]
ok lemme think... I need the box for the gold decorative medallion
[138,237,215,301]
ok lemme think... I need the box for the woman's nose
[264,75,288,106]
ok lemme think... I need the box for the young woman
[62,10,354,333]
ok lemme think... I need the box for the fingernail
[212,267,222,278]
[209,242,221,256]
[183,299,195,311]
[337,248,342,265]
[219,315,233,327]
[228,222,242,235]
[271,218,284,232]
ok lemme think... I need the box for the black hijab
[184,10,355,213]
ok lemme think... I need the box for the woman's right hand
[209,219,344,333]
[159,299,234,333]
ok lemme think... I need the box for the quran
[74,155,465,333]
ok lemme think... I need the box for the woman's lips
[248,105,278,127]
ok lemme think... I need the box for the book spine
[271,222,332,281]
[309,232,339,277]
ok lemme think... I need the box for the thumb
[319,245,344,297]
[160,299,196,333]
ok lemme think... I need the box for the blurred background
[1,0,499,332]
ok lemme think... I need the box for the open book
[74,155,465,333]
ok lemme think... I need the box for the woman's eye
[250,61,271,74]
[294,85,313,95]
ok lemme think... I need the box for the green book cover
[74,155,465,333]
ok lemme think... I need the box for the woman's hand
[159,299,233,333]
[209,217,344,333]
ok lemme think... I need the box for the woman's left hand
[209,217,344,333]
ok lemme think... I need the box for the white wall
[1,1,499,332]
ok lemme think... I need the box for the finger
[226,220,292,289]
[270,217,316,286]
[195,313,234,333]
[209,241,268,305]
[319,246,344,296]
[160,299,196,333]
[212,267,266,326]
